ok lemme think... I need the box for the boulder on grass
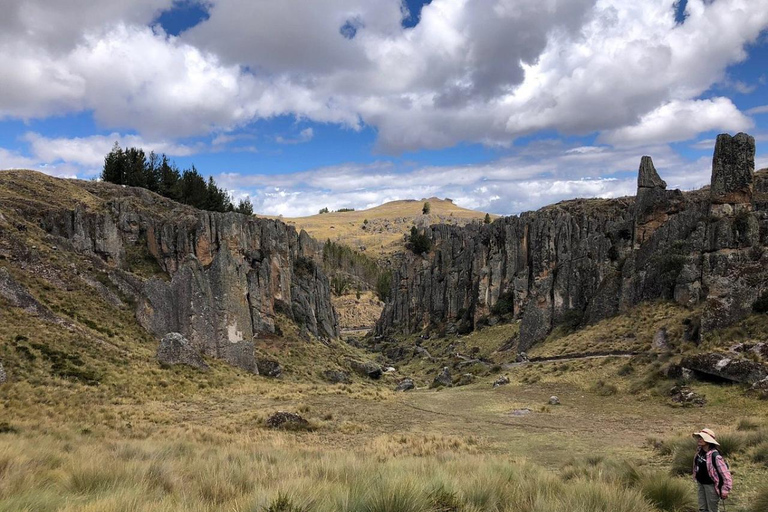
[322,369,351,384]
[749,377,768,400]
[346,358,383,380]
[156,332,209,371]
[395,378,415,392]
[548,395,561,405]
[265,412,313,431]
[257,358,283,378]
[669,385,706,407]
[492,375,510,388]
[431,367,452,388]
[681,353,768,384]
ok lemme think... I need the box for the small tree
[484,213,491,224]
[235,198,254,215]
[319,207,329,214]
[376,271,392,302]
[422,201,431,214]
[409,226,432,255]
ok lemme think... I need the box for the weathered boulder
[492,375,510,388]
[665,364,693,382]
[432,367,452,388]
[265,412,313,431]
[321,369,351,384]
[346,358,383,379]
[652,328,670,350]
[730,342,768,362]
[681,353,768,384]
[669,385,706,407]
[711,132,755,205]
[548,395,560,405]
[0,361,6,385]
[257,358,283,378]
[156,332,210,371]
[395,378,415,391]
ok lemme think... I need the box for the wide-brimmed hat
[693,428,720,446]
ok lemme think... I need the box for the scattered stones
[492,375,510,388]
[665,364,693,382]
[669,385,706,407]
[346,358,383,380]
[156,332,209,371]
[432,367,452,388]
[395,378,415,392]
[456,373,475,386]
[257,358,283,378]
[516,352,529,363]
[0,361,6,385]
[730,342,768,362]
[749,377,768,400]
[322,369,351,384]
[548,396,561,405]
[652,328,670,350]
[511,408,532,416]
[681,353,768,384]
[265,412,313,431]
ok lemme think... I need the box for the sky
[1,0,768,217]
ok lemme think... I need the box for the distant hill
[267,197,496,259]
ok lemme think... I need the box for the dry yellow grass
[266,197,494,258]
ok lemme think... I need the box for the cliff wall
[377,133,768,352]
[4,177,338,373]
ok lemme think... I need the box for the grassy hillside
[270,197,495,259]
[2,171,768,512]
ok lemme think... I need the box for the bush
[592,379,618,396]
[491,291,514,316]
[264,493,308,512]
[670,444,695,476]
[639,473,696,512]
[409,227,432,255]
[751,441,768,467]
[753,487,768,512]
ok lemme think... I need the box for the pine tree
[180,166,208,208]
[158,155,181,201]
[422,201,431,214]
[484,213,491,224]
[235,198,254,215]
[144,151,160,193]
[123,147,147,188]
[101,142,125,184]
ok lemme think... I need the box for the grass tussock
[0,434,672,512]
[752,487,768,512]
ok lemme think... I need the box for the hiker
[693,428,732,512]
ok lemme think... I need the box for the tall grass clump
[751,441,768,467]
[752,486,768,512]
[638,472,696,512]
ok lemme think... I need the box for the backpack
[710,450,730,495]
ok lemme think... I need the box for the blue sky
[1,0,767,217]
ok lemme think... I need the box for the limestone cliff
[0,174,338,373]
[377,134,768,352]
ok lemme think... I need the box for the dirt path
[503,350,640,369]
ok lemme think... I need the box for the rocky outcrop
[681,353,768,384]
[432,367,452,388]
[156,332,210,371]
[377,134,768,353]
[21,183,338,373]
[346,358,383,379]
[395,377,415,391]
[0,268,60,323]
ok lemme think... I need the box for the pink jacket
[693,448,733,498]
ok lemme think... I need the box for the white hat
[693,428,720,446]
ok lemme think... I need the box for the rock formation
[8,178,338,373]
[156,332,210,371]
[376,134,768,354]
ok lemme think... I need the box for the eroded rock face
[376,134,767,353]
[32,184,338,372]
[711,133,755,205]
[0,268,59,323]
[681,353,768,384]
[156,332,210,371]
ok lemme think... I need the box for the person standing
[693,428,732,512]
